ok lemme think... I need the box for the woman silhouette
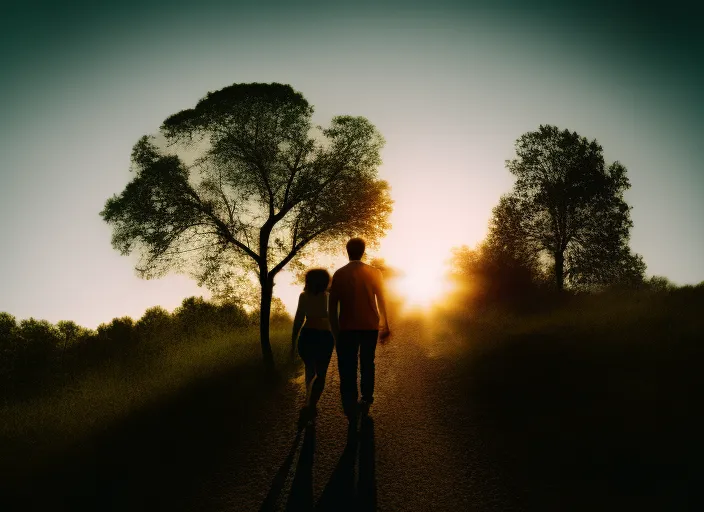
[291,268,335,424]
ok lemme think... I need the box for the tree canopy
[493,125,645,290]
[101,83,393,366]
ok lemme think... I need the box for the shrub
[214,301,251,330]
[96,317,136,358]
[174,297,218,337]
[16,319,61,367]
[135,306,174,351]
[0,313,19,392]
[645,275,677,292]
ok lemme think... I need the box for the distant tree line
[0,297,290,404]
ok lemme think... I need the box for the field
[1,287,701,509]
[0,322,293,488]
[454,286,703,509]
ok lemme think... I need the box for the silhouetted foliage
[97,316,136,356]
[17,318,60,366]
[134,306,174,349]
[644,275,677,292]
[249,296,290,327]
[0,312,17,341]
[7,319,61,394]
[449,242,545,311]
[497,125,645,290]
[174,297,218,337]
[101,83,392,368]
[484,195,544,276]
[0,313,19,394]
[55,320,93,374]
[0,296,270,404]
[216,300,251,329]
[171,296,261,340]
[56,320,85,350]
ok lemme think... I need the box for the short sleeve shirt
[329,261,383,331]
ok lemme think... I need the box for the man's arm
[328,292,340,340]
[376,270,391,339]
[328,272,341,340]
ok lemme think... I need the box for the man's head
[346,237,365,261]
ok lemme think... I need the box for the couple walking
[291,237,391,425]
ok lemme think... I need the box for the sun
[395,264,451,310]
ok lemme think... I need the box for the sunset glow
[276,248,457,316]
[0,2,702,328]
[395,265,452,310]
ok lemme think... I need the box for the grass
[0,324,295,483]
[4,287,701,509]
[454,287,704,510]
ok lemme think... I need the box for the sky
[1,0,702,328]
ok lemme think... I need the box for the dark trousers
[298,328,334,406]
[336,330,378,416]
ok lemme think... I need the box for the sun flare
[395,264,452,310]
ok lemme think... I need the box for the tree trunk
[554,251,565,291]
[259,278,275,370]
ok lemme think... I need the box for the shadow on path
[316,416,376,512]
[259,409,311,512]
[286,424,315,511]
[261,415,376,512]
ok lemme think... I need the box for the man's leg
[359,330,379,405]
[336,331,360,419]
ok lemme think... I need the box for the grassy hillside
[455,286,703,510]
[0,304,294,485]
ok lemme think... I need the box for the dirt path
[204,319,514,511]
[2,319,515,511]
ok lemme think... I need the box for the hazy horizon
[1,0,702,328]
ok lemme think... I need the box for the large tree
[101,83,392,367]
[496,124,644,290]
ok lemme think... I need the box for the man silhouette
[329,238,391,422]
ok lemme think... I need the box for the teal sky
[1,0,702,327]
